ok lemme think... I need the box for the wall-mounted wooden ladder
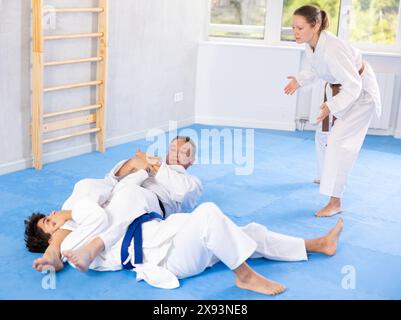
[31,0,108,169]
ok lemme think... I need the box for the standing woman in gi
[284,5,381,217]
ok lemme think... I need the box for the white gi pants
[315,83,335,181]
[98,183,162,251]
[320,91,376,198]
[315,128,329,180]
[165,203,307,279]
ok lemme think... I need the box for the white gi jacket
[109,160,203,217]
[58,175,308,290]
[295,31,382,119]
[59,171,188,289]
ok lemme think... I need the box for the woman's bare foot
[315,197,342,217]
[63,248,93,272]
[234,263,286,296]
[305,217,343,256]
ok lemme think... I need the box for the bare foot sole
[236,272,286,296]
[321,217,344,256]
[315,204,342,217]
[33,257,64,272]
[62,249,93,272]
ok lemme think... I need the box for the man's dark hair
[24,213,51,253]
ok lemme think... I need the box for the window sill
[361,50,401,58]
[201,39,401,58]
[200,39,304,51]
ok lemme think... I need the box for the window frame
[206,0,270,45]
[206,0,401,53]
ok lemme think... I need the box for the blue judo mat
[1,124,400,299]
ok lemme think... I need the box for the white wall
[396,97,401,138]
[195,41,401,137]
[0,0,206,174]
[194,42,301,131]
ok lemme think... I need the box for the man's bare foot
[33,256,64,272]
[305,217,344,256]
[234,263,286,296]
[236,273,286,296]
[63,248,93,272]
[319,217,343,256]
[62,237,105,272]
[315,197,342,217]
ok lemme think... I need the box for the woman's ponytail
[294,5,330,33]
[320,10,329,31]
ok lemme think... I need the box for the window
[281,0,341,41]
[209,0,267,40]
[207,0,401,52]
[348,0,401,45]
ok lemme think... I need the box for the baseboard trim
[0,159,32,176]
[297,121,398,137]
[195,116,296,131]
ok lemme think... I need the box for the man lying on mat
[25,136,203,273]
[25,174,343,295]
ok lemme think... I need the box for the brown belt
[322,64,365,132]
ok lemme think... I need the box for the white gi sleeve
[324,48,363,118]
[104,159,130,183]
[294,58,319,88]
[60,197,109,254]
[109,169,150,195]
[154,163,203,210]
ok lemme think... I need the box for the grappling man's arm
[32,228,71,272]
[115,158,137,177]
[115,153,159,177]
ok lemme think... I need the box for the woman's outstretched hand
[284,76,300,95]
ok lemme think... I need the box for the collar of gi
[307,29,327,57]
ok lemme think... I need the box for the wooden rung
[43,114,96,133]
[44,80,102,93]
[44,104,102,118]
[44,32,103,41]
[43,128,100,144]
[43,8,104,13]
[44,57,102,67]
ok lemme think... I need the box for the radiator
[308,72,395,130]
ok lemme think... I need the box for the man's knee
[74,179,98,193]
[192,202,231,231]
[242,222,267,236]
[195,202,224,218]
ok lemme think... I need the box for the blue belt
[120,212,164,270]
